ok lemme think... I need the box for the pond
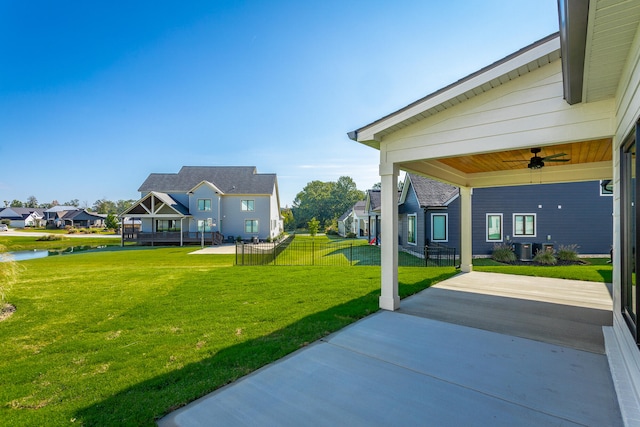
[1,245,113,262]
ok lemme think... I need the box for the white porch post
[379,162,400,310]
[459,186,473,272]
[180,218,184,247]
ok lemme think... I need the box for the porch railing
[122,231,224,246]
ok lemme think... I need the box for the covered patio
[159,272,623,426]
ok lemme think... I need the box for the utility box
[514,242,532,261]
[533,242,555,254]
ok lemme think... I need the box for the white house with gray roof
[121,166,282,245]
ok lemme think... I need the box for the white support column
[459,186,473,273]
[379,162,400,310]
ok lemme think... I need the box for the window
[245,219,258,233]
[197,219,212,232]
[198,199,212,211]
[241,200,255,211]
[621,126,637,343]
[486,214,503,242]
[407,214,417,245]
[156,220,178,232]
[432,213,448,242]
[600,179,613,196]
[513,214,536,237]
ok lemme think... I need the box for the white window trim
[486,213,503,242]
[431,213,448,242]
[197,198,212,212]
[407,213,417,246]
[512,213,536,238]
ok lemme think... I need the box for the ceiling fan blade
[502,160,529,162]
[545,159,570,162]
[541,153,567,160]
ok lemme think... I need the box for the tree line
[287,176,365,231]
[3,197,137,215]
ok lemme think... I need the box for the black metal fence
[235,236,458,267]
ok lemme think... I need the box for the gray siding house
[121,166,283,245]
[401,173,612,256]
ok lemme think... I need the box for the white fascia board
[188,180,225,195]
[356,37,561,143]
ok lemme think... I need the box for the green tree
[64,199,80,207]
[105,213,119,230]
[307,217,320,237]
[10,200,23,207]
[330,176,364,224]
[115,199,136,214]
[292,176,364,229]
[281,207,295,231]
[93,199,117,214]
[292,180,334,228]
[25,196,38,208]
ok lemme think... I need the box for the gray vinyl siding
[471,181,613,255]
[398,188,425,248]
[220,195,272,240]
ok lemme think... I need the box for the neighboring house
[44,206,83,228]
[348,2,640,410]
[59,209,107,229]
[398,174,460,251]
[398,174,612,256]
[121,166,283,245]
[0,207,44,228]
[364,190,381,244]
[337,201,368,237]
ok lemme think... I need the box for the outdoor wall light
[506,235,510,241]
[558,205,562,209]
[547,235,551,241]
[538,204,542,209]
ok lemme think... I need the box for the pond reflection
[2,245,110,262]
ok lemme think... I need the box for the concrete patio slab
[159,272,622,427]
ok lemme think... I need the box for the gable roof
[0,207,45,219]
[403,174,459,208]
[138,166,277,195]
[121,191,190,217]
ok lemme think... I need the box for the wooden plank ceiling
[436,139,612,174]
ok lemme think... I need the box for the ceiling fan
[504,147,570,169]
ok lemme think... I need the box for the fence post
[350,243,353,266]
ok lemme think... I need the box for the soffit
[436,139,612,174]
[583,0,640,102]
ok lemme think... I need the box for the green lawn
[0,243,457,426]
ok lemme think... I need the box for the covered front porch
[159,271,624,426]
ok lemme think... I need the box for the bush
[557,244,580,261]
[236,236,242,243]
[533,250,557,265]
[67,228,77,234]
[36,234,67,241]
[346,232,357,238]
[492,243,516,263]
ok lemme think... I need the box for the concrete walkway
[158,272,622,427]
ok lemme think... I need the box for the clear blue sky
[0,0,559,208]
